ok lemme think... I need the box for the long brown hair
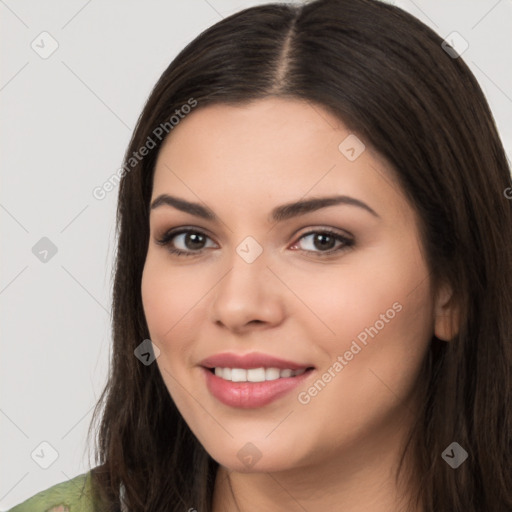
[85,0,512,510]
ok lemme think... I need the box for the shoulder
[6,471,95,512]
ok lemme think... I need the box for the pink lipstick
[200,352,315,408]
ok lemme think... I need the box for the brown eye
[182,232,207,250]
[312,233,337,251]
[156,229,217,256]
[291,229,354,256]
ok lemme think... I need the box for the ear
[433,282,459,341]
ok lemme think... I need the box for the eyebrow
[150,194,380,222]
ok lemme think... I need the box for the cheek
[142,255,199,338]
[288,268,433,451]
[141,257,208,409]
[289,252,432,349]
[141,254,218,375]
[141,260,174,342]
[291,240,434,392]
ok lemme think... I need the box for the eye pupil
[314,233,335,250]
[186,232,205,250]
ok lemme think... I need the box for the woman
[9,0,512,510]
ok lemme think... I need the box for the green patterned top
[6,472,99,512]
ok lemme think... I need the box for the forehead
[155,97,346,178]
[151,97,407,220]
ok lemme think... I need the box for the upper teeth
[214,367,306,382]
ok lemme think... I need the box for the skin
[141,97,458,511]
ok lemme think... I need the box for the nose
[209,247,286,334]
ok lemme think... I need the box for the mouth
[200,353,316,408]
[202,367,315,408]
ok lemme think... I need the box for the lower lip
[202,367,314,408]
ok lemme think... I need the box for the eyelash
[155,227,354,258]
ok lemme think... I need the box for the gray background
[1,0,511,508]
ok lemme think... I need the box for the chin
[201,435,309,474]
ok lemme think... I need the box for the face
[141,97,444,474]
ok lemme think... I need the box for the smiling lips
[200,352,315,408]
